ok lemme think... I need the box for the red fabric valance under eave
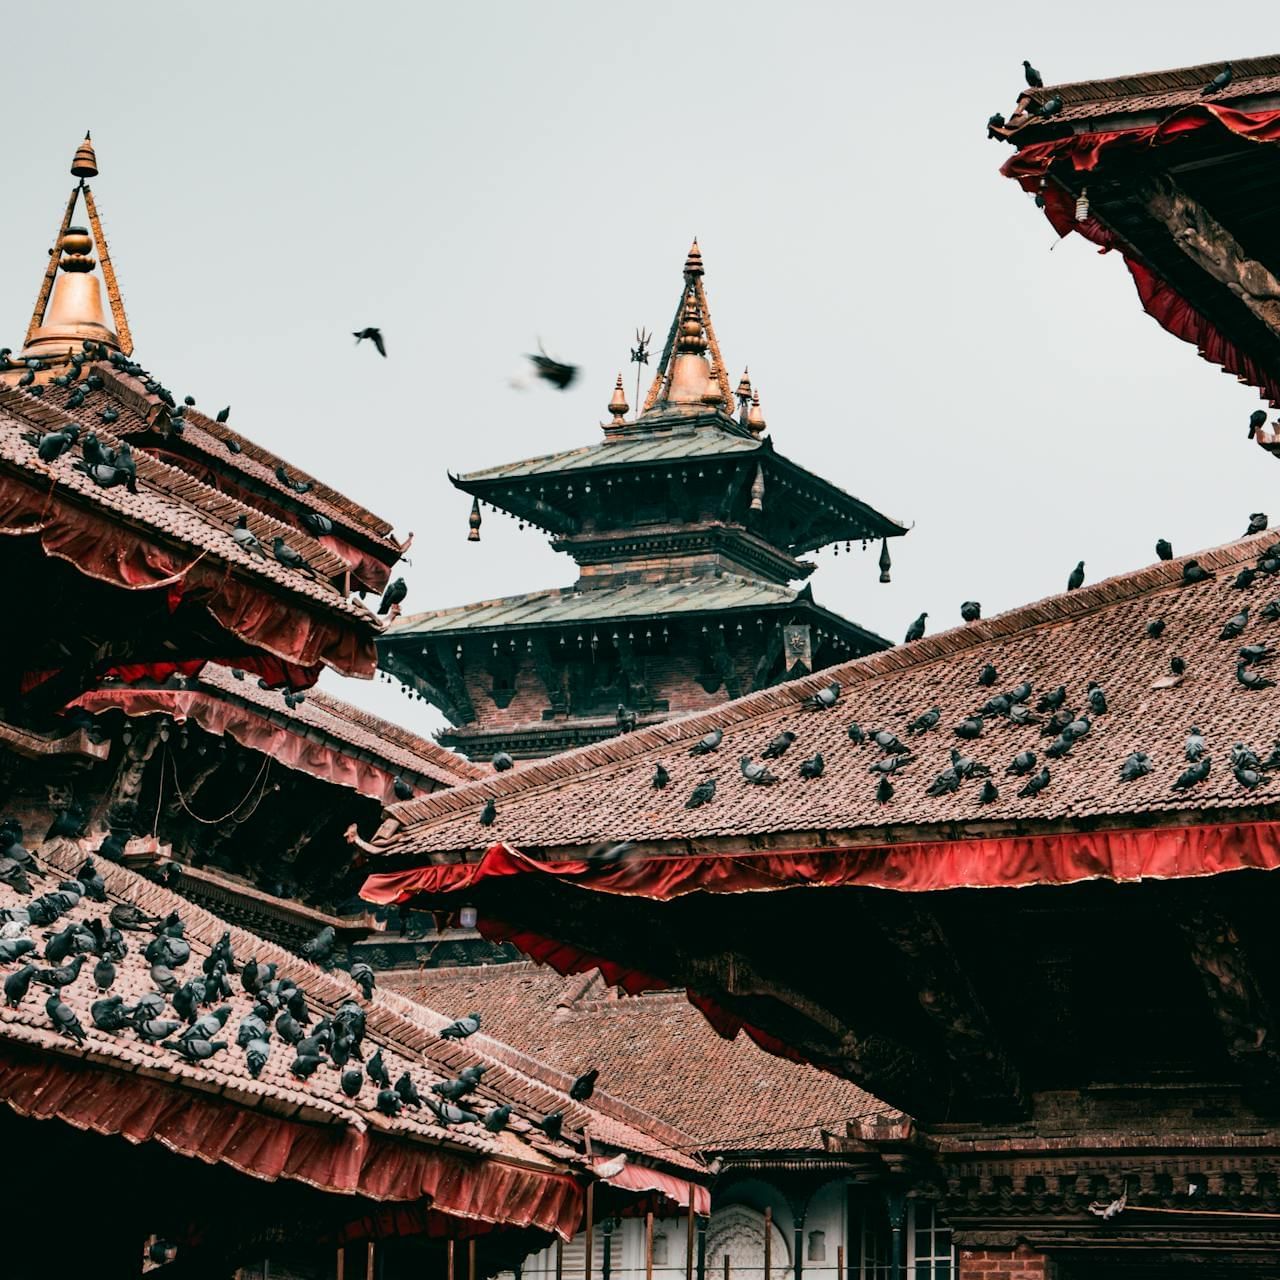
[0,1042,584,1241]
[0,467,377,678]
[360,820,1280,905]
[1001,104,1280,406]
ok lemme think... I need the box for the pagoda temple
[380,242,907,760]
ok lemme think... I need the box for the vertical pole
[366,1241,375,1280]
[686,1197,695,1280]
[763,1208,772,1280]
[723,1256,730,1280]
[885,1191,906,1280]
[585,1183,595,1280]
[603,1221,614,1280]
[555,1237,564,1280]
[794,1222,804,1280]
[449,1239,457,1280]
[645,1212,654,1280]
[836,1246,843,1280]
[336,1245,345,1280]
[696,1217,707,1280]
[469,1239,477,1280]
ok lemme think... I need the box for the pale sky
[3,3,1273,736]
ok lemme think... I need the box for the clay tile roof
[374,534,1280,855]
[382,964,891,1153]
[0,837,702,1178]
[196,664,486,788]
[1012,53,1280,130]
[0,389,378,628]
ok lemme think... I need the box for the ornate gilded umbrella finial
[468,497,482,543]
[683,238,704,279]
[608,372,629,424]
[735,367,753,419]
[746,388,767,436]
[71,132,98,179]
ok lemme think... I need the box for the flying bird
[1067,562,1085,592]
[1200,62,1233,96]
[584,841,635,870]
[353,327,387,356]
[1156,539,1173,560]
[526,346,578,390]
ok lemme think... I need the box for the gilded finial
[878,537,892,584]
[746,388,767,435]
[468,497,482,543]
[609,372,629,423]
[676,291,707,355]
[71,133,98,179]
[735,368,752,418]
[683,238,704,279]
[750,464,765,512]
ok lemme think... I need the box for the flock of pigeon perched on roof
[0,811,602,1136]
[464,511,1280,835]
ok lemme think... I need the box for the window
[807,1232,826,1263]
[854,1201,952,1280]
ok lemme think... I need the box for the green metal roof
[456,421,761,484]
[384,575,886,644]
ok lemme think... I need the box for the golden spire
[608,372,629,423]
[746,388,767,435]
[641,240,734,416]
[20,133,132,365]
[468,497,482,542]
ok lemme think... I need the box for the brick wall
[957,1244,1050,1280]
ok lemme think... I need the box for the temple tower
[380,243,907,759]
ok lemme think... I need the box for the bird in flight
[354,328,387,357]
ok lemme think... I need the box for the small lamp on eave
[878,537,891,584]
[468,497,482,542]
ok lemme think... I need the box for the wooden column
[449,1239,456,1280]
[686,1196,696,1280]
[836,1246,844,1280]
[366,1240,375,1280]
[469,1239,477,1280]
[585,1183,595,1280]
[645,1211,654,1280]
[763,1207,772,1280]
[335,1245,345,1280]
[555,1237,564,1280]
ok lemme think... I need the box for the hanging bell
[467,497,482,542]
[878,537,892,584]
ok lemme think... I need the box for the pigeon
[761,731,796,759]
[391,776,414,802]
[378,577,407,615]
[439,1012,481,1040]
[1200,62,1233,96]
[32,955,84,989]
[1238,662,1276,690]
[1183,560,1214,585]
[1240,642,1273,665]
[977,780,999,804]
[484,1105,512,1132]
[1087,684,1108,715]
[350,962,375,1000]
[926,768,960,797]
[366,1049,392,1088]
[979,695,1011,719]
[1007,681,1032,704]
[1171,656,1187,676]
[570,1068,598,1101]
[1156,539,1173,561]
[904,613,928,644]
[802,683,841,711]
[799,753,825,780]
[132,992,167,1021]
[4,964,34,1007]
[46,805,88,840]
[949,749,991,780]
[1232,743,1262,770]
[1146,619,1166,639]
[91,995,132,1031]
[1173,757,1212,790]
[340,1067,363,1097]
[1234,568,1258,590]
[1019,767,1051,798]
[690,728,723,755]
[977,664,998,687]
[272,537,312,572]
[394,1073,423,1108]
[93,957,116,990]
[875,776,894,804]
[1067,562,1085,592]
[987,113,1006,139]
[1038,94,1063,118]
[740,756,778,785]
[1265,600,1280,622]
[301,925,336,967]
[616,704,638,733]
[46,992,86,1043]
[275,1010,305,1045]
[76,858,106,902]
[868,754,912,775]
[1221,608,1250,640]
[872,729,909,755]
[354,327,387,356]
[960,601,982,623]
[242,1038,270,1078]
[1249,409,1269,439]
[1119,752,1153,782]
[429,1099,480,1125]
[954,716,984,740]
[432,1077,475,1102]
[492,752,515,772]
[229,514,263,557]
[479,798,497,826]
[584,841,635,870]
[171,1037,228,1064]
[526,347,577,390]
[1008,704,1038,726]
[537,1111,565,1141]
[135,1016,183,1043]
[686,778,717,809]
[847,722,866,744]
[1006,751,1037,777]
[1024,60,1043,87]
[376,1088,403,1117]
[301,511,333,537]
[23,425,82,462]
[907,708,941,735]
[651,764,669,789]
